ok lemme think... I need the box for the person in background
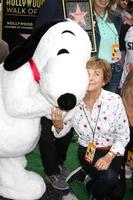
[92,0,123,93]
[39,117,73,190]
[33,0,73,191]
[33,0,63,29]
[121,71,133,179]
[116,0,132,19]
[119,0,133,88]
[119,22,133,88]
[0,39,9,64]
[51,57,130,200]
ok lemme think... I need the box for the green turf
[26,140,133,200]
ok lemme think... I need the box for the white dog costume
[0,19,91,199]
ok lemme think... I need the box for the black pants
[39,117,73,176]
[78,145,124,199]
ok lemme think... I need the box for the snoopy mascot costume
[0,19,91,199]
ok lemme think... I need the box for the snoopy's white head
[4,19,91,120]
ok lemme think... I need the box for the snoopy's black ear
[4,19,66,71]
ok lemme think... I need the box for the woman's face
[94,0,110,9]
[119,0,128,9]
[87,68,105,92]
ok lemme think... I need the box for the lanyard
[103,22,118,43]
[94,12,119,43]
[82,103,102,143]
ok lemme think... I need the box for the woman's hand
[94,152,115,171]
[51,107,67,132]
[123,16,133,26]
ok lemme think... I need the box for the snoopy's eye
[57,49,69,55]
[62,30,75,36]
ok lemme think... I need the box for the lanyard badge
[85,143,96,163]
[112,44,121,61]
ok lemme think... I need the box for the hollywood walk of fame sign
[62,0,96,52]
[1,0,44,51]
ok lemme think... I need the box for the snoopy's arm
[2,66,51,118]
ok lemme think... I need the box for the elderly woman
[51,57,129,200]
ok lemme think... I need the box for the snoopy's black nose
[57,93,76,111]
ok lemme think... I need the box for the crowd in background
[0,0,133,199]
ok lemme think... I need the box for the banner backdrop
[1,0,44,50]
